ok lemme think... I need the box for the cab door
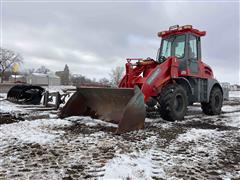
[188,34,199,74]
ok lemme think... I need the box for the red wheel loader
[60,25,223,133]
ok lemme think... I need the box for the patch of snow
[188,105,201,111]
[222,105,240,112]
[176,128,217,142]
[0,100,25,113]
[0,118,71,145]
[220,171,240,180]
[229,91,240,98]
[103,151,152,179]
[0,93,7,99]
[173,128,220,158]
[224,112,240,128]
[65,116,118,128]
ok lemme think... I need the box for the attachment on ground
[7,85,45,105]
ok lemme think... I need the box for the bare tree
[27,68,35,75]
[71,74,92,86]
[0,48,23,83]
[36,65,50,74]
[109,66,124,87]
[99,77,110,86]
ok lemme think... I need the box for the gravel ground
[0,91,239,179]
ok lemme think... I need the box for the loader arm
[119,59,157,88]
[120,57,179,102]
[141,56,179,101]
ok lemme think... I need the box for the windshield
[159,35,186,61]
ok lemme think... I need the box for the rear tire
[158,84,188,121]
[201,86,223,115]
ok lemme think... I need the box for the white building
[27,73,60,86]
[230,84,240,91]
[221,82,230,89]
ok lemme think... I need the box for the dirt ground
[0,92,239,179]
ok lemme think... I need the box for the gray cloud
[2,1,239,83]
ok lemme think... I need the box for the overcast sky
[1,1,239,84]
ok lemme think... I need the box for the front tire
[201,86,223,115]
[158,84,188,121]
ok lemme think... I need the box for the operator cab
[156,25,206,74]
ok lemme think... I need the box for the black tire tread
[201,86,223,115]
[158,84,187,121]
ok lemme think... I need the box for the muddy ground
[0,94,239,179]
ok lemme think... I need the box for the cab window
[160,35,186,59]
[161,39,171,58]
[189,34,198,59]
[172,35,185,58]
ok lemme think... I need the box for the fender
[207,79,223,102]
[173,77,194,96]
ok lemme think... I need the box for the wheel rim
[174,94,184,112]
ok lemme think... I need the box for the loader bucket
[59,86,146,133]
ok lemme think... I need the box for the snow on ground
[0,93,7,99]
[222,105,240,112]
[103,125,239,179]
[0,99,26,113]
[0,91,239,179]
[103,151,152,179]
[65,116,118,128]
[224,112,240,128]
[177,128,217,142]
[0,118,72,145]
[229,91,240,98]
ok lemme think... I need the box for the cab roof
[158,25,206,38]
